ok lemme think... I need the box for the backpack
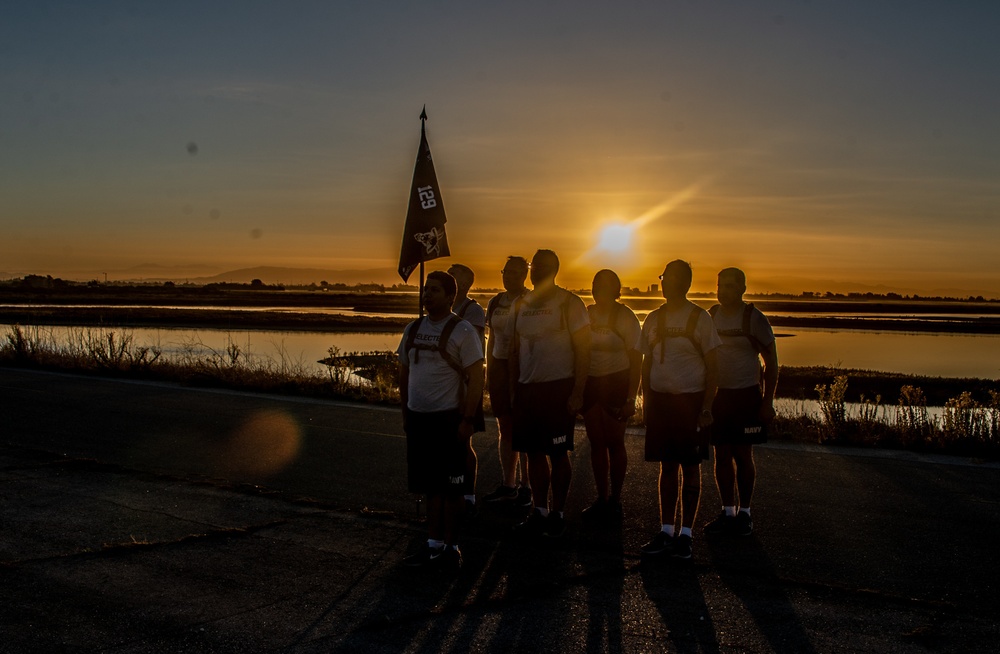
[709,303,766,354]
[402,314,467,378]
[651,304,704,364]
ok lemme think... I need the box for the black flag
[397,107,449,282]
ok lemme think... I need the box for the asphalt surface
[1,367,998,653]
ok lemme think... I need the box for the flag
[397,107,450,282]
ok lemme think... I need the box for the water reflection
[3,324,999,380]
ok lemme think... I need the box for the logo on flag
[398,107,449,282]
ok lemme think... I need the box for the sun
[597,223,634,253]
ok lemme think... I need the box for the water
[5,323,1000,380]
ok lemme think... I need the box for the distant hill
[188,266,400,286]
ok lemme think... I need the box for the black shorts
[488,358,513,418]
[404,409,466,495]
[644,389,709,465]
[512,378,576,455]
[582,368,630,419]
[712,386,768,445]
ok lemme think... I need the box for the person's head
[424,270,457,316]
[530,249,559,288]
[447,264,475,296]
[717,267,747,308]
[592,269,622,305]
[501,256,528,293]
[660,260,693,301]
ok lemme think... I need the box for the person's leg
[733,444,756,509]
[464,441,477,501]
[527,451,550,510]
[679,463,702,529]
[658,461,680,527]
[550,450,572,512]
[604,409,628,502]
[497,415,519,488]
[583,405,610,500]
[442,493,463,546]
[427,494,444,541]
[713,444,737,507]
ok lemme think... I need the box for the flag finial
[420,105,427,122]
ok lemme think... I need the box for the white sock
[427,539,445,550]
[661,524,675,537]
[739,507,751,516]
[464,494,476,504]
[536,507,549,518]
[680,526,692,537]
[724,505,737,517]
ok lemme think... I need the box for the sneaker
[640,531,673,556]
[733,511,753,536]
[515,485,533,507]
[483,484,518,502]
[581,498,608,522]
[438,547,463,573]
[704,512,735,536]
[672,534,693,559]
[403,545,445,567]
[544,512,567,538]
[513,510,547,537]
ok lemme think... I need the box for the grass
[2,324,998,459]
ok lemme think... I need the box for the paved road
[1,368,998,653]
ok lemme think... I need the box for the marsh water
[5,322,1000,380]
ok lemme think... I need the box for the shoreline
[5,304,1000,335]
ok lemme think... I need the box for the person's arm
[699,347,719,430]
[759,341,779,423]
[622,348,643,419]
[567,324,591,416]
[398,361,409,427]
[459,358,485,440]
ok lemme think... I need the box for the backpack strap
[653,304,703,364]
[743,303,766,354]
[404,314,466,378]
[403,316,426,363]
[435,314,466,377]
[456,297,474,320]
[683,305,703,356]
[485,292,502,329]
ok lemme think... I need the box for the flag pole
[419,261,425,317]
[417,107,427,320]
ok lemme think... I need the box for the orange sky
[3,2,999,297]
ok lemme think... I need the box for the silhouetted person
[448,263,487,515]
[704,267,778,536]
[397,270,484,571]
[639,260,720,560]
[482,256,531,506]
[581,269,641,522]
[508,249,590,538]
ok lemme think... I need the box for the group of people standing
[396,250,778,571]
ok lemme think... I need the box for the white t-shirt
[587,302,641,377]
[486,291,523,360]
[712,303,776,389]
[397,313,484,413]
[640,303,721,394]
[511,286,590,384]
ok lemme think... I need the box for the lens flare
[223,409,301,477]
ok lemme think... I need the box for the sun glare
[597,223,634,253]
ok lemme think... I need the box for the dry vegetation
[3,324,997,459]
